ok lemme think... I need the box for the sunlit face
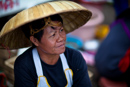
[37,21,66,55]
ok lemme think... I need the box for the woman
[0,1,92,87]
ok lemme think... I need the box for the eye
[60,28,64,32]
[51,26,55,29]
[51,33,55,37]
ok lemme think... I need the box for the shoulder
[14,47,34,69]
[65,47,82,58]
[64,47,83,62]
[65,47,91,86]
[14,47,37,86]
[64,47,85,68]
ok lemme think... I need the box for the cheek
[41,36,54,46]
[61,31,66,39]
[64,35,66,39]
[47,39,56,47]
[63,34,66,40]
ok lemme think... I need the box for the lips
[57,43,65,48]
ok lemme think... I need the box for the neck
[36,47,59,65]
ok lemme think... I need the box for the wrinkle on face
[37,21,66,55]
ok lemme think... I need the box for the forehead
[44,21,63,33]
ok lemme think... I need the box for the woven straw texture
[0,1,92,49]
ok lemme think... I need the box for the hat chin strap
[30,17,62,36]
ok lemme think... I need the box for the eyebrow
[48,27,56,34]
[49,25,63,34]
[51,26,56,30]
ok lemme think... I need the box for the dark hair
[22,14,63,42]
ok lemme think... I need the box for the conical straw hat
[0,1,92,49]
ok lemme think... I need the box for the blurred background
[0,0,129,87]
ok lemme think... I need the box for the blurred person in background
[95,4,130,87]
[0,1,92,87]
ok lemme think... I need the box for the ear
[30,36,39,46]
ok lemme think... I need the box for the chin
[57,47,66,54]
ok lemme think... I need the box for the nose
[57,33,64,42]
[56,27,66,42]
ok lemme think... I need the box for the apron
[32,48,73,87]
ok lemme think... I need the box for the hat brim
[0,1,92,49]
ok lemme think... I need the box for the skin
[30,21,66,65]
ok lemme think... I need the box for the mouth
[57,43,65,48]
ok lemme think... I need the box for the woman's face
[37,21,66,55]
